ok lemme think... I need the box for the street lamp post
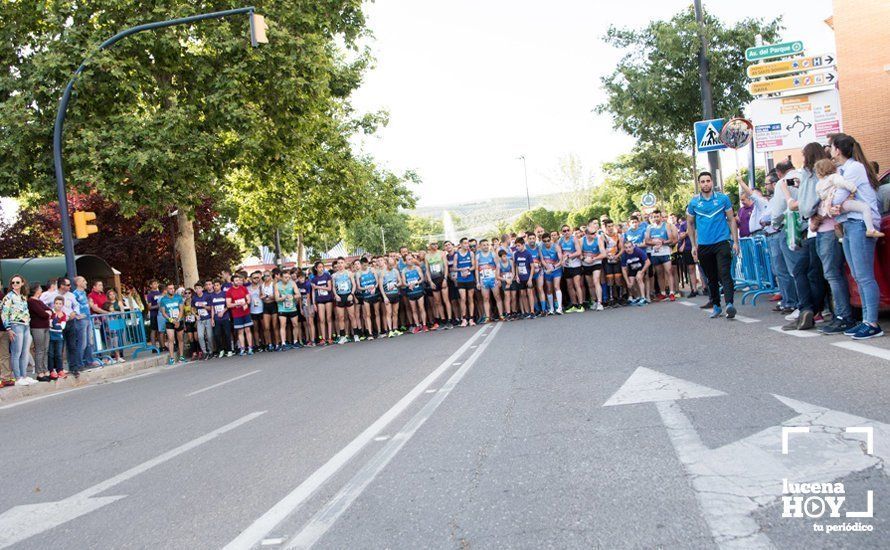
[53,7,267,278]
[518,155,531,210]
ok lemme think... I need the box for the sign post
[748,70,837,97]
[749,89,842,153]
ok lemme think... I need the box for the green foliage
[511,208,569,234]
[0,0,413,248]
[344,211,442,255]
[596,6,782,148]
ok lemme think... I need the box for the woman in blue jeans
[827,133,883,340]
[1,275,35,385]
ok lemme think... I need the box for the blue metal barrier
[733,236,777,305]
[90,310,159,359]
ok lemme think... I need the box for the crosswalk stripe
[831,341,890,361]
[769,326,819,338]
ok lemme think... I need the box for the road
[1,296,888,549]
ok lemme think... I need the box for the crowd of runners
[137,207,706,365]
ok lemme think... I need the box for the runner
[496,249,516,319]
[444,240,460,326]
[380,257,404,338]
[192,281,214,359]
[247,271,265,350]
[676,216,701,297]
[475,239,502,322]
[581,221,606,311]
[559,224,584,312]
[358,258,382,339]
[425,241,451,328]
[225,274,255,355]
[620,241,650,306]
[181,288,198,359]
[601,219,624,307]
[274,269,301,350]
[623,215,648,299]
[310,261,334,345]
[331,258,358,344]
[686,171,739,319]
[645,210,678,301]
[157,283,185,365]
[454,238,477,327]
[260,272,277,351]
[295,269,315,346]
[403,253,429,333]
[144,279,163,349]
[539,232,564,315]
[210,280,234,357]
[512,237,537,319]
[525,232,546,315]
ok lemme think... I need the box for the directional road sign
[693,118,726,153]
[748,70,837,97]
[748,89,842,153]
[747,53,836,79]
[640,193,656,208]
[745,40,804,62]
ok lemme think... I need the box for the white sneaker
[17,378,32,386]
[785,309,800,321]
[25,377,38,384]
[353,335,361,343]
[595,302,604,311]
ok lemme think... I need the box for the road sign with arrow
[749,70,838,97]
[747,53,836,79]
[694,118,726,153]
[745,40,804,62]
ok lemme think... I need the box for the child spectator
[812,158,884,238]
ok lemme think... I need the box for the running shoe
[337,336,349,345]
[354,335,361,343]
[851,325,884,340]
[430,322,440,330]
[238,349,246,356]
[460,319,468,327]
[709,306,722,319]
[50,371,59,380]
[411,326,421,335]
[423,325,430,332]
[725,304,736,319]
[478,316,487,324]
[179,356,187,363]
[247,349,254,356]
[595,302,604,311]
[227,350,235,357]
[469,319,476,326]
[60,371,68,379]
[699,301,714,309]
[167,357,175,366]
[844,322,865,336]
[688,290,699,298]
[784,309,800,322]
[669,293,676,302]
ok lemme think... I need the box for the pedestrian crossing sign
[694,118,727,152]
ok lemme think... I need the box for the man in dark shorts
[225,274,255,355]
[620,240,651,306]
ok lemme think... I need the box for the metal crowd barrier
[734,235,777,305]
[91,310,159,359]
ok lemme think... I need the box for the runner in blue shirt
[620,241,651,306]
[539,233,563,315]
[512,237,538,319]
[686,171,739,319]
[158,283,185,364]
[474,239,502,322]
[644,209,678,301]
[454,238,477,327]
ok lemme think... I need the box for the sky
[350,0,836,207]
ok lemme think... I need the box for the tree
[596,7,781,148]
[344,211,443,254]
[511,208,569,234]
[0,0,402,286]
[0,190,241,289]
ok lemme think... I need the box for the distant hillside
[411,191,581,232]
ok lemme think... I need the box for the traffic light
[73,211,98,239]
[249,13,268,47]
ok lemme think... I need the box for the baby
[810,159,884,238]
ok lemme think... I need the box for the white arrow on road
[0,411,265,549]
[604,368,888,550]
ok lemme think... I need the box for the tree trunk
[297,232,304,269]
[176,210,199,288]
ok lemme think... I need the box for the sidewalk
[0,353,164,406]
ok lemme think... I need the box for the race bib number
[518,264,528,276]
[235,298,246,306]
[430,263,443,275]
[385,281,397,292]
[317,289,329,297]
[583,253,595,263]
[284,296,294,309]
[460,269,470,277]
[481,268,495,280]
[185,314,195,323]
[214,304,226,315]
[505,272,514,282]
[336,280,350,293]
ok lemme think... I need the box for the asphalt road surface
[1,297,888,549]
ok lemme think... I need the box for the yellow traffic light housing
[73,211,99,239]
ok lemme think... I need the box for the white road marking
[223,326,491,550]
[604,369,890,549]
[0,411,265,548]
[424,389,437,393]
[373,436,390,442]
[452,362,462,366]
[0,384,98,411]
[679,300,697,307]
[731,314,760,324]
[831,341,890,361]
[603,367,725,407]
[768,326,819,338]
[109,370,161,383]
[285,323,503,549]
[261,539,285,546]
[186,370,262,397]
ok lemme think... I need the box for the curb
[0,353,163,406]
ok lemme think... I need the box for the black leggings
[698,240,734,307]
[213,318,234,352]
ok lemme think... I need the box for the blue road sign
[694,118,727,153]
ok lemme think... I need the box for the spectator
[28,282,52,381]
[762,163,797,315]
[72,276,96,370]
[48,296,68,379]
[0,289,10,387]
[2,274,35,385]
[104,288,125,363]
[827,133,883,339]
[41,277,80,376]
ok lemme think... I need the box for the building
[828,0,890,172]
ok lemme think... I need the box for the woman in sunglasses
[1,275,35,385]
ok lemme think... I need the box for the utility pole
[518,155,531,210]
[693,0,722,191]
